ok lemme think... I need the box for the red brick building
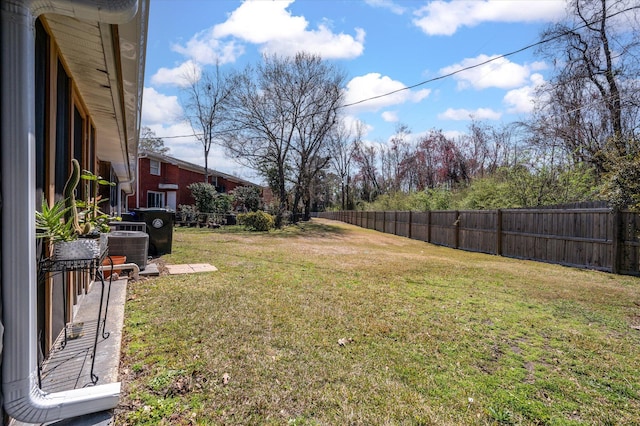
[128,151,260,210]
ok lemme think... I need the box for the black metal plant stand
[38,250,114,385]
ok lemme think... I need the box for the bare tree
[139,126,169,155]
[182,63,236,182]
[327,119,363,210]
[383,124,412,193]
[535,0,640,172]
[413,132,439,190]
[413,130,456,190]
[223,52,345,224]
[461,120,514,178]
[288,55,345,221]
[222,62,292,225]
[388,124,414,192]
[353,141,381,203]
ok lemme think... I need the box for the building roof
[139,150,261,188]
[43,2,149,194]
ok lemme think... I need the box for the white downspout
[1,0,139,423]
[118,178,135,216]
[136,152,148,208]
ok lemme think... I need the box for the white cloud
[364,0,406,15]
[151,60,202,88]
[340,114,374,139]
[381,111,399,122]
[440,55,547,90]
[503,73,546,113]
[185,0,366,60]
[344,73,431,113]
[142,87,183,125]
[144,121,193,142]
[443,130,464,140]
[413,0,567,36]
[213,0,306,43]
[171,33,244,66]
[263,26,365,59]
[438,107,502,121]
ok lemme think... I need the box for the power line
[149,5,640,141]
[340,4,640,110]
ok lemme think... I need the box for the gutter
[1,0,139,422]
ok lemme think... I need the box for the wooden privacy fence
[316,208,640,276]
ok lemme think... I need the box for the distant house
[129,150,261,210]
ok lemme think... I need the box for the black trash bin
[128,208,175,256]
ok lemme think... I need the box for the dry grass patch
[117,219,640,425]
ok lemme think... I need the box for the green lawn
[116,219,640,425]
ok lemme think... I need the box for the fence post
[454,210,460,249]
[394,211,398,235]
[427,210,432,243]
[611,208,622,274]
[408,211,413,239]
[496,209,502,256]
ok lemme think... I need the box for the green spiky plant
[35,197,75,242]
[38,159,120,245]
[77,168,119,234]
[36,158,84,244]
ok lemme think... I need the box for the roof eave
[101,0,148,193]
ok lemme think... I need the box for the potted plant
[36,159,119,260]
[36,196,102,260]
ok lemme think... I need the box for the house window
[88,125,96,175]
[73,105,86,199]
[147,191,164,208]
[54,60,70,195]
[150,159,161,176]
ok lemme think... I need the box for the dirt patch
[148,257,170,276]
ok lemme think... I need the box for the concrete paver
[166,263,218,274]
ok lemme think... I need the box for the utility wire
[151,5,640,141]
[340,4,640,110]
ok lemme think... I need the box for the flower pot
[53,238,101,260]
[102,255,126,278]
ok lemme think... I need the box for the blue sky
[142,0,570,181]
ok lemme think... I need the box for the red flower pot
[102,255,126,278]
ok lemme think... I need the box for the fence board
[459,210,496,254]
[396,211,411,238]
[384,212,395,234]
[410,212,429,242]
[430,211,457,247]
[620,211,640,275]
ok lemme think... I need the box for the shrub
[188,182,234,214]
[362,188,453,211]
[233,185,261,212]
[237,211,274,231]
[187,182,218,213]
